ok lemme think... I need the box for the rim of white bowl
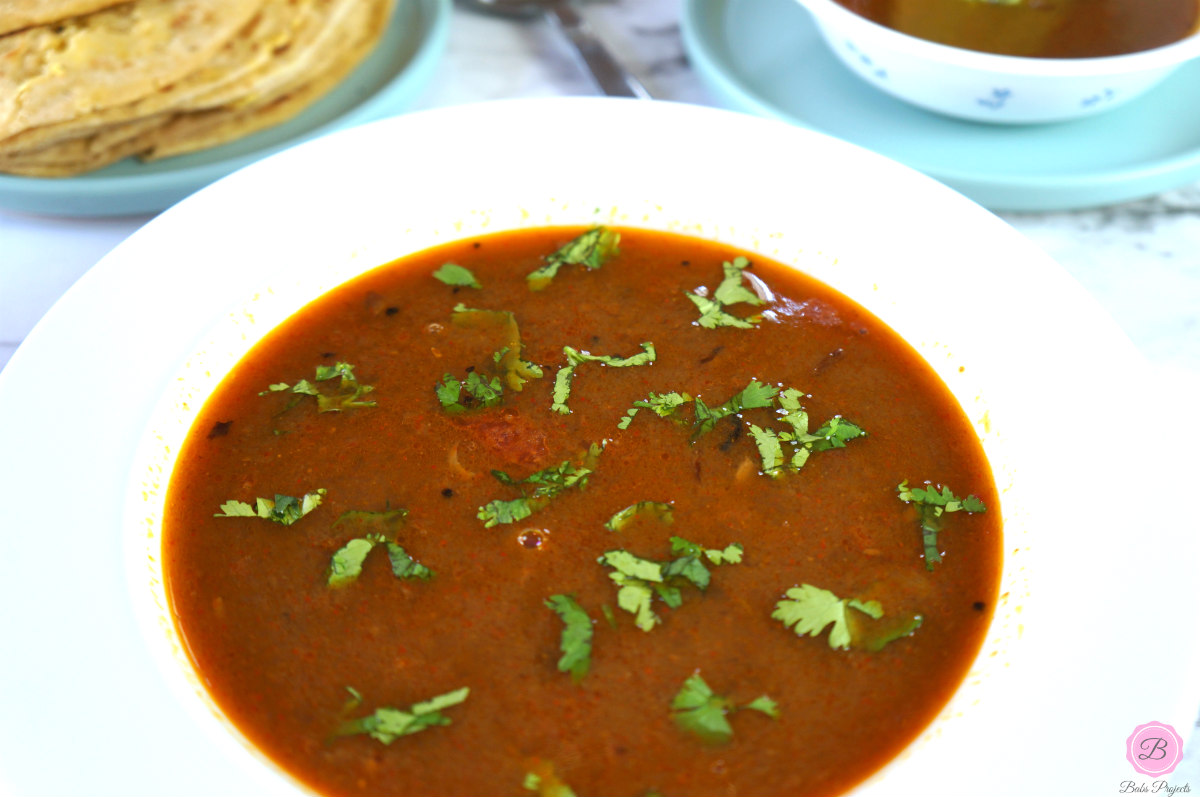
[796,0,1200,75]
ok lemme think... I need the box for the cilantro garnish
[527,227,620,290]
[523,761,577,797]
[450,304,543,391]
[477,497,538,527]
[748,387,866,477]
[214,489,326,525]
[332,506,409,531]
[691,379,778,440]
[670,673,778,745]
[616,391,692,430]
[260,362,377,413]
[772,583,921,651]
[685,257,765,329]
[617,380,778,442]
[551,342,656,415]
[604,501,674,532]
[772,584,881,650]
[897,480,987,570]
[432,263,481,289]
[616,381,862,476]
[599,536,743,631]
[436,371,504,414]
[336,687,468,744]
[478,443,604,528]
[545,594,593,683]
[328,531,433,587]
[669,536,744,566]
[328,537,376,586]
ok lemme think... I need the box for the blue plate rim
[680,0,1200,209]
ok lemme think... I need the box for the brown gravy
[163,227,1002,796]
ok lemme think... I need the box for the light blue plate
[0,0,450,218]
[681,0,1200,211]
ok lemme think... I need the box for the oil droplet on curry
[163,227,1002,797]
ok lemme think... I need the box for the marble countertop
[0,0,1197,785]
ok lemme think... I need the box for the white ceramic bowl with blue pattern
[794,0,1200,124]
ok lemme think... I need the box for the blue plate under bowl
[682,0,1200,211]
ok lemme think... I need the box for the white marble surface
[0,0,1197,786]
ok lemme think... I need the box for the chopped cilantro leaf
[685,293,757,330]
[599,536,742,631]
[604,501,674,532]
[772,584,887,650]
[432,263,481,289]
[523,761,578,797]
[329,536,378,587]
[805,417,867,451]
[860,613,924,653]
[748,387,866,478]
[451,304,543,391]
[332,507,409,531]
[386,542,434,581]
[328,529,434,587]
[313,362,353,382]
[662,553,712,591]
[477,496,540,527]
[551,342,655,415]
[617,391,691,430]
[545,594,593,683]
[259,362,376,413]
[691,379,778,440]
[685,257,765,329]
[600,549,666,583]
[713,257,765,306]
[614,578,658,632]
[671,673,732,744]
[748,424,788,472]
[336,687,468,745]
[214,500,257,518]
[527,227,620,290]
[215,489,326,525]
[436,371,504,414]
[669,536,744,565]
[478,446,603,528]
[411,688,470,715]
[617,380,777,441]
[897,480,988,569]
[670,673,777,745]
[744,695,781,718]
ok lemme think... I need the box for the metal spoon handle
[541,0,651,99]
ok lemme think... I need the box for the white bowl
[795,0,1200,123]
[2,99,1194,796]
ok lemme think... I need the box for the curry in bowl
[833,0,1200,58]
[161,225,1001,796]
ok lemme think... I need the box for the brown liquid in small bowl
[835,0,1200,58]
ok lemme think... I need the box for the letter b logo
[1138,736,1169,762]
[1126,722,1183,776]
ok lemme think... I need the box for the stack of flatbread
[0,0,395,176]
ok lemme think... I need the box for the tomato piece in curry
[163,227,1002,797]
